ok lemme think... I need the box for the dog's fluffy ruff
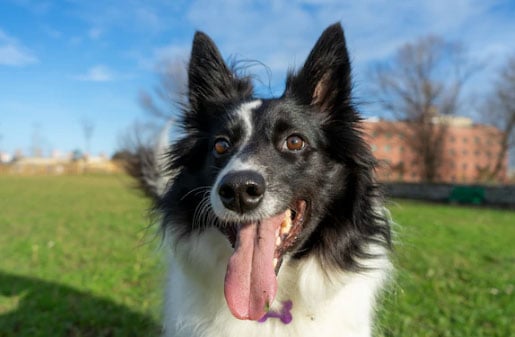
[163,228,391,337]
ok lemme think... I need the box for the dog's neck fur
[163,228,390,337]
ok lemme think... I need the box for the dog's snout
[218,171,265,213]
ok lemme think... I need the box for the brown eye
[285,135,305,151]
[214,138,231,155]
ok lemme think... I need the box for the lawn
[0,175,161,336]
[0,175,513,336]
[378,199,514,337]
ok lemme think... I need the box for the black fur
[138,23,391,273]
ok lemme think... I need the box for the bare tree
[117,57,188,196]
[138,58,188,122]
[369,36,475,182]
[119,57,187,158]
[81,118,95,156]
[479,55,515,181]
[31,122,43,157]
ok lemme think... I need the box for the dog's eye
[285,135,305,151]
[214,138,231,156]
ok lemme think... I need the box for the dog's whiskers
[192,191,220,231]
[181,186,211,201]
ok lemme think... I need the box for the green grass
[0,175,513,336]
[377,200,514,337]
[0,175,161,336]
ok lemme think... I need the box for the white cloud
[0,29,38,66]
[69,1,175,35]
[180,0,515,96]
[74,65,115,82]
[132,44,190,71]
[88,27,103,40]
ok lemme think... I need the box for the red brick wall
[362,120,507,183]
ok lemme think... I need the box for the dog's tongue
[224,212,285,321]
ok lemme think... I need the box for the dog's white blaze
[210,99,280,220]
[236,100,261,144]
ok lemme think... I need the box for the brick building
[363,116,508,183]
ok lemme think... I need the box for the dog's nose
[218,170,265,213]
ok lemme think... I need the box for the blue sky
[1,0,514,157]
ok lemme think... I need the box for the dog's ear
[284,23,352,113]
[188,32,253,111]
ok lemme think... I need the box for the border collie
[131,22,392,337]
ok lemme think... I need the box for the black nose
[218,170,265,213]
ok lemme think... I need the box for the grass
[0,175,513,336]
[0,175,161,336]
[377,200,514,337]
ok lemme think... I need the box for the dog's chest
[163,229,386,337]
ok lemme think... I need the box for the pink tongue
[224,212,285,320]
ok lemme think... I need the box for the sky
[1,0,514,158]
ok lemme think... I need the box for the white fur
[235,100,261,141]
[163,228,391,337]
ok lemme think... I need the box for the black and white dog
[133,23,392,337]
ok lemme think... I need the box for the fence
[384,182,515,208]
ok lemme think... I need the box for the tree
[479,55,515,181]
[81,118,95,156]
[117,58,187,198]
[138,58,187,122]
[369,36,475,182]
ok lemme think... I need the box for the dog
[131,22,392,337]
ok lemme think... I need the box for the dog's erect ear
[188,32,252,111]
[284,23,352,113]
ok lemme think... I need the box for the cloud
[130,44,190,72]
[88,27,103,40]
[69,1,177,35]
[180,0,515,95]
[0,29,38,66]
[74,65,115,82]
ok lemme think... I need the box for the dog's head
[160,23,384,321]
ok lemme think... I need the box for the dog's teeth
[273,258,278,268]
[276,236,282,246]
[280,211,292,236]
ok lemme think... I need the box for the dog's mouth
[222,200,307,321]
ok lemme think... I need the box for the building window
[449,149,456,155]
[474,136,481,144]
[462,163,468,170]
[384,144,392,152]
[462,150,468,156]
[450,136,456,142]
[463,137,468,143]
[371,144,377,152]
